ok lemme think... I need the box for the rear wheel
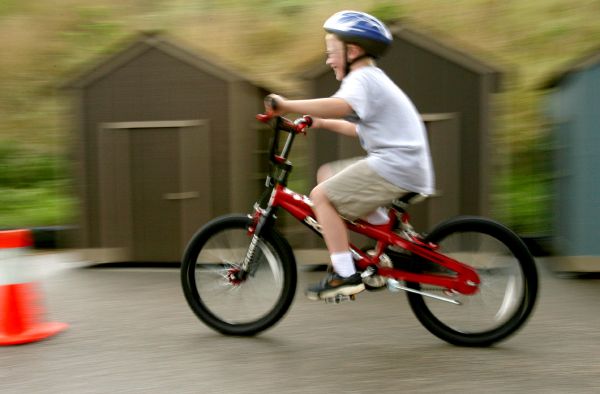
[406,216,538,347]
[181,215,297,336]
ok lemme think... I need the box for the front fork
[242,199,277,275]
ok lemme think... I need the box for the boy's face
[325,34,346,81]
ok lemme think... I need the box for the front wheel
[406,216,538,347]
[181,214,297,336]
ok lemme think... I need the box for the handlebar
[256,113,313,135]
[255,113,313,182]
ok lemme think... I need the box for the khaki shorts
[319,157,410,220]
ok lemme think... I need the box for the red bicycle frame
[252,184,479,295]
[250,114,480,296]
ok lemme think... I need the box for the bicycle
[181,113,538,347]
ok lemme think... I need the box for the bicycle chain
[366,251,453,294]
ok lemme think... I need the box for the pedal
[324,294,356,304]
[386,278,402,293]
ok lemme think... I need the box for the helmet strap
[343,43,351,78]
[343,43,372,78]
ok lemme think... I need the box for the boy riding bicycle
[264,10,435,301]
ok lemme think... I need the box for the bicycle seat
[392,192,427,209]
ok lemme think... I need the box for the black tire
[406,216,538,347]
[181,214,297,336]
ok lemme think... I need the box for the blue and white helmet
[324,10,393,58]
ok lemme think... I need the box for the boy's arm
[267,94,353,119]
[312,118,357,137]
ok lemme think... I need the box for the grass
[1,0,600,231]
[0,182,76,228]
[0,143,76,227]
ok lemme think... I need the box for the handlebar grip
[268,96,278,111]
[301,115,313,128]
[293,115,312,134]
[257,96,279,123]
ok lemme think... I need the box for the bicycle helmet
[323,10,393,58]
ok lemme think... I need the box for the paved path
[1,257,599,393]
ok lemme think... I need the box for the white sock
[331,251,356,277]
[366,207,389,225]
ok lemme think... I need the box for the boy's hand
[264,94,286,115]
[309,117,324,129]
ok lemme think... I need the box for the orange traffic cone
[0,229,68,345]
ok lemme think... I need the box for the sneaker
[305,272,365,301]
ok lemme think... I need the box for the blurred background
[1,0,600,261]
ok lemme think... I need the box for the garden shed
[64,32,270,262]
[542,46,600,272]
[302,22,503,233]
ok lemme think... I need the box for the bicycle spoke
[405,216,537,347]
[421,231,526,333]
[192,228,285,325]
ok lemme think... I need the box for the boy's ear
[347,43,366,60]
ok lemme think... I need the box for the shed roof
[302,21,504,92]
[63,32,274,91]
[541,45,600,89]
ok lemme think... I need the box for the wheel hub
[226,267,247,285]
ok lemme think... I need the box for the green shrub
[0,143,75,227]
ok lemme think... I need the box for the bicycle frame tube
[268,184,480,295]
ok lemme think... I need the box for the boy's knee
[310,185,328,205]
[316,164,333,184]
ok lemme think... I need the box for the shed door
[130,127,182,261]
[98,120,211,262]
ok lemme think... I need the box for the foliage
[0,182,76,228]
[1,0,600,231]
[367,2,406,22]
[0,143,76,227]
[494,134,554,235]
[0,0,20,17]
[0,143,65,187]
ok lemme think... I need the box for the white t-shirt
[332,66,435,195]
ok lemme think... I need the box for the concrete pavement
[1,255,599,393]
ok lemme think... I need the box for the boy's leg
[365,206,390,225]
[304,159,364,300]
[305,159,408,300]
[306,184,364,300]
[310,185,356,277]
[314,160,360,276]
[318,161,390,226]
